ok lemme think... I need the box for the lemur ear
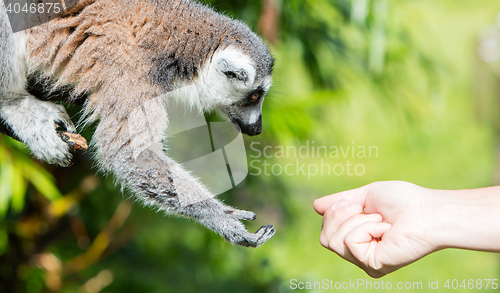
[218,59,250,84]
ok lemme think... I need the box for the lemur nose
[241,116,262,136]
[251,123,262,136]
[246,126,261,136]
[231,115,262,136]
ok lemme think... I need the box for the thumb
[314,185,371,215]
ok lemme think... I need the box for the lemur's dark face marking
[221,85,268,136]
[189,46,272,136]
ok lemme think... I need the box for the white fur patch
[261,75,273,92]
[10,32,28,92]
[164,46,259,110]
[248,111,259,124]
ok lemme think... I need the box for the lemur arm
[92,96,274,247]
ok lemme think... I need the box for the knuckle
[331,206,355,219]
[319,233,334,250]
[325,200,349,217]
[323,206,337,218]
[328,237,343,252]
[319,234,330,249]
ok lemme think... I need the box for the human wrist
[429,187,500,252]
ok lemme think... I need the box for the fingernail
[345,203,362,211]
[367,214,382,220]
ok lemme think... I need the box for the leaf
[23,163,62,202]
[0,228,7,256]
[10,165,27,213]
[0,162,13,218]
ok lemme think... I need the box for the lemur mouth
[231,117,262,136]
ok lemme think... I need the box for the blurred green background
[2,0,500,292]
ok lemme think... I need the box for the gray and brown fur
[0,0,275,247]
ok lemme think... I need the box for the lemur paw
[225,222,275,248]
[0,96,75,166]
[252,224,276,246]
[184,200,275,247]
[26,102,75,166]
[216,208,275,247]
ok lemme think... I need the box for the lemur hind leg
[0,93,76,166]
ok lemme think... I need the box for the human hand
[314,181,441,277]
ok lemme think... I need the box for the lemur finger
[229,209,256,221]
[51,103,75,132]
[255,224,275,246]
[232,224,275,247]
[54,116,76,133]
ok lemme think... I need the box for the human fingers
[320,203,364,249]
[344,221,392,277]
[326,213,383,258]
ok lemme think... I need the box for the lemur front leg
[0,93,76,166]
[94,104,275,247]
[133,146,274,247]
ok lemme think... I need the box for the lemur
[0,0,275,247]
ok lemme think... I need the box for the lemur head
[153,16,275,136]
[196,46,273,136]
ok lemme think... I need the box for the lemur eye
[250,93,259,102]
[224,71,238,79]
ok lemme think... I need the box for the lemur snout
[234,115,262,136]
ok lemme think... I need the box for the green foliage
[0,137,61,218]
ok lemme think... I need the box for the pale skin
[313,181,500,278]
